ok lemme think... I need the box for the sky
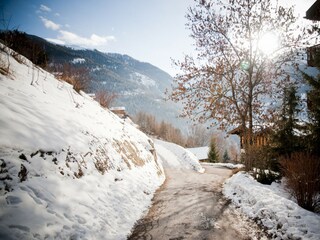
[0,0,317,76]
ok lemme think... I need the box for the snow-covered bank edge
[201,162,244,169]
[154,139,204,173]
[223,172,320,240]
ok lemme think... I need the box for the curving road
[128,165,267,240]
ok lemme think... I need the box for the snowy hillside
[5,32,188,130]
[0,45,165,240]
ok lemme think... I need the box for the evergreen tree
[273,86,302,156]
[223,150,230,163]
[303,65,320,156]
[208,138,219,163]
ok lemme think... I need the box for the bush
[243,146,281,184]
[59,64,90,93]
[280,152,320,212]
[252,168,280,185]
[95,90,117,108]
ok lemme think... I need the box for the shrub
[252,168,280,185]
[59,63,90,93]
[95,90,118,108]
[280,152,320,212]
[243,146,281,184]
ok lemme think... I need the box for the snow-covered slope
[187,146,210,161]
[154,139,204,173]
[224,172,320,240]
[0,45,164,240]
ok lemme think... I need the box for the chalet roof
[306,0,320,21]
[228,126,272,136]
[110,107,125,111]
[228,126,242,135]
[87,93,96,99]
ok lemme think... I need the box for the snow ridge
[154,139,204,173]
[224,172,320,240]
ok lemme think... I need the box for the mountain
[2,32,187,130]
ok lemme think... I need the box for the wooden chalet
[110,107,126,118]
[228,126,271,149]
[307,44,320,67]
[306,0,320,67]
[306,0,320,21]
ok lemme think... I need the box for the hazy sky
[0,0,316,75]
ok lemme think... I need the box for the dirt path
[128,165,267,240]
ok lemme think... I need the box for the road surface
[128,165,267,240]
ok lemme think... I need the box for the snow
[202,162,244,169]
[71,58,85,64]
[187,146,209,161]
[131,72,156,88]
[224,172,320,240]
[0,45,165,240]
[154,139,204,173]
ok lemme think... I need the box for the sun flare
[258,32,279,55]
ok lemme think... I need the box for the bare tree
[167,0,316,150]
[0,9,12,75]
[134,111,187,146]
[187,125,211,147]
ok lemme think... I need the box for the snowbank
[0,45,164,239]
[154,139,204,173]
[201,162,244,169]
[187,146,209,161]
[224,172,320,240]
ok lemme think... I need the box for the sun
[258,32,279,55]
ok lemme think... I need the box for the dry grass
[59,75,88,93]
[11,51,25,64]
[0,46,11,76]
[0,66,9,75]
[58,64,90,93]
[113,140,145,168]
[95,90,118,108]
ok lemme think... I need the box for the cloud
[45,38,65,45]
[55,13,60,17]
[56,30,115,49]
[39,4,51,12]
[40,16,60,30]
